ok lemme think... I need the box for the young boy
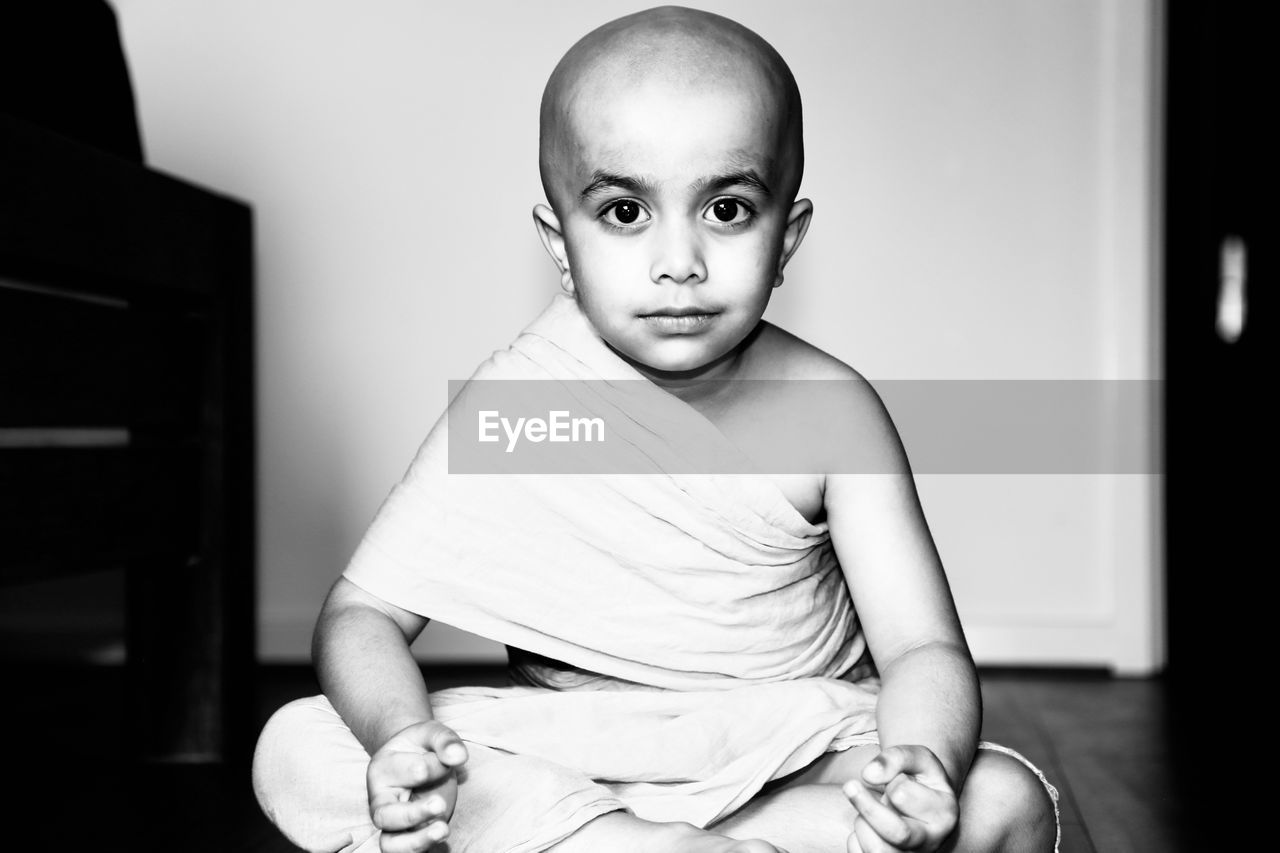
[253,7,1059,852]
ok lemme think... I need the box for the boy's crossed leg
[710,744,1058,853]
[548,814,783,853]
[256,697,1055,853]
[255,695,787,853]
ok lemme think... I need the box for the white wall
[110,0,1161,671]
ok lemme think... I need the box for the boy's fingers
[427,726,469,767]
[379,819,449,853]
[369,750,446,792]
[861,748,905,787]
[851,815,902,853]
[884,775,952,823]
[846,826,868,853]
[373,793,450,832]
[391,721,468,767]
[863,745,947,788]
[843,780,916,850]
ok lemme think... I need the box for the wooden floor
[4,665,1191,852]
[971,671,1190,852]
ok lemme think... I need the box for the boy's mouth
[640,309,718,333]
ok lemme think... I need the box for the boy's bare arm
[823,383,981,789]
[313,576,435,752]
[314,577,467,850]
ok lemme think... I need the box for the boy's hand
[842,745,958,852]
[366,720,469,853]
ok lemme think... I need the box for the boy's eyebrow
[579,172,657,201]
[578,169,772,202]
[691,170,772,198]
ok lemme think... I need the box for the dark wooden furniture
[1,113,255,762]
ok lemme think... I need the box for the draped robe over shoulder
[342,293,885,841]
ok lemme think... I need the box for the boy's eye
[704,199,752,226]
[602,200,650,227]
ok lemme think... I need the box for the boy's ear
[532,204,574,294]
[775,198,814,287]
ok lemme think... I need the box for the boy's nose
[649,226,707,285]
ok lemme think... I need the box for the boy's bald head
[538,5,804,212]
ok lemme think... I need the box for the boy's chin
[626,348,729,378]
[599,329,736,377]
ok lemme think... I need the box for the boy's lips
[642,307,717,317]
[639,309,718,333]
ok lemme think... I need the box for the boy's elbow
[310,586,349,666]
[311,579,351,651]
[313,576,427,647]
[880,637,976,676]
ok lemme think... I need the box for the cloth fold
[344,293,868,692]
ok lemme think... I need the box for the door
[1165,3,1270,842]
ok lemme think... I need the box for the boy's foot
[550,812,786,853]
[644,822,786,853]
[683,832,786,853]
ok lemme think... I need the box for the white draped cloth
[341,294,884,844]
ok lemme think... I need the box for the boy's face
[535,15,810,380]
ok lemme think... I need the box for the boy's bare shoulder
[743,322,904,474]
[747,321,867,382]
